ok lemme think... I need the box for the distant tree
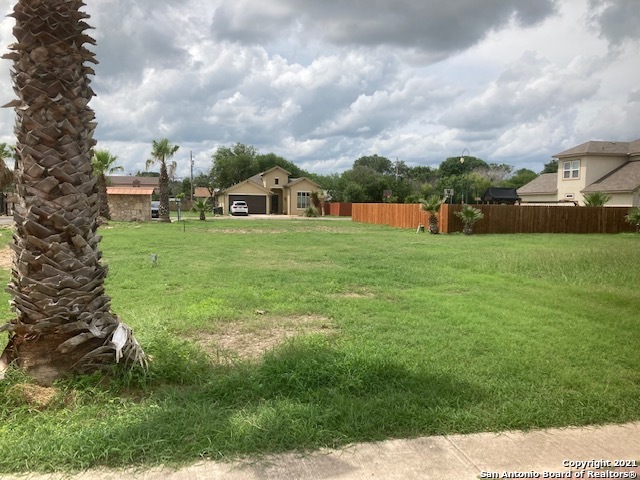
[583,192,612,206]
[211,143,257,189]
[353,154,393,175]
[135,171,160,177]
[147,138,179,223]
[541,159,558,174]
[502,169,537,189]
[439,156,488,177]
[91,149,123,219]
[473,163,513,184]
[254,152,309,178]
[407,165,436,184]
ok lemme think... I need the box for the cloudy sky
[0,0,638,179]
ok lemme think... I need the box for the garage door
[229,195,267,214]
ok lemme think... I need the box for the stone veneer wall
[108,194,151,222]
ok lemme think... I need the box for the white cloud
[0,0,637,178]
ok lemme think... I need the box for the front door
[271,194,279,214]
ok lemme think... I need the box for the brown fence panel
[352,203,429,229]
[353,203,635,234]
[440,204,635,234]
[325,202,353,216]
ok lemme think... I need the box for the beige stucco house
[518,138,640,206]
[216,166,322,215]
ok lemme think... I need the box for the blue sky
[0,0,638,178]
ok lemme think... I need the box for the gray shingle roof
[555,138,640,158]
[516,173,558,195]
[582,160,640,193]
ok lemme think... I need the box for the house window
[563,160,580,179]
[297,191,310,209]
[275,178,279,185]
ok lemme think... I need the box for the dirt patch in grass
[0,246,12,270]
[9,384,60,409]
[194,315,338,362]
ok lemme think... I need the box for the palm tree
[455,205,484,235]
[420,196,442,234]
[625,207,640,234]
[0,0,145,385]
[192,199,209,221]
[147,139,179,223]
[0,143,14,190]
[583,192,612,206]
[92,149,123,220]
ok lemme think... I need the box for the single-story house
[480,187,520,204]
[518,138,640,206]
[106,187,155,221]
[106,176,159,221]
[216,166,322,215]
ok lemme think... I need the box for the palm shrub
[583,192,612,206]
[625,207,640,234]
[420,196,442,234]
[455,205,484,235]
[192,199,209,221]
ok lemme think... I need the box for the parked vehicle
[230,200,249,216]
[151,201,160,218]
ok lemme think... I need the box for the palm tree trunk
[428,214,439,234]
[159,161,171,223]
[1,0,145,385]
[97,174,111,220]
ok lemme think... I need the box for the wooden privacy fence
[324,202,353,216]
[352,203,636,234]
[352,203,429,229]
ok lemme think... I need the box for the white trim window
[563,160,580,179]
[297,191,311,209]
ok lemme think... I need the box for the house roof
[261,166,291,176]
[286,177,321,189]
[582,160,640,193]
[219,178,272,195]
[516,173,558,195]
[106,187,155,195]
[194,187,215,198]
[554,138,640,158]
[108,176,159,187]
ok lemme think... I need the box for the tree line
[182,143,559,204]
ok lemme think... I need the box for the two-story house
[518,138,640,206]
[216,166,322,215]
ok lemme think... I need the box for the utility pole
[190,150,194,202]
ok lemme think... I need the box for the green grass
[0,219,639,473]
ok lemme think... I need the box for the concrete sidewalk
[8,422,639,480]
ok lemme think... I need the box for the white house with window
[216,166,322,215]
[518,138,640,206]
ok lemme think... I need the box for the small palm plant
[455,205,484,235]
[193,199,209,221]
[92,149,123,219]
[583,192,612,206]
[625,207,640,234]
[420,196,442,234]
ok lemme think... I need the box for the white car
[230,200,249,216]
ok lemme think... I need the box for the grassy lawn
[0,218,639,473]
